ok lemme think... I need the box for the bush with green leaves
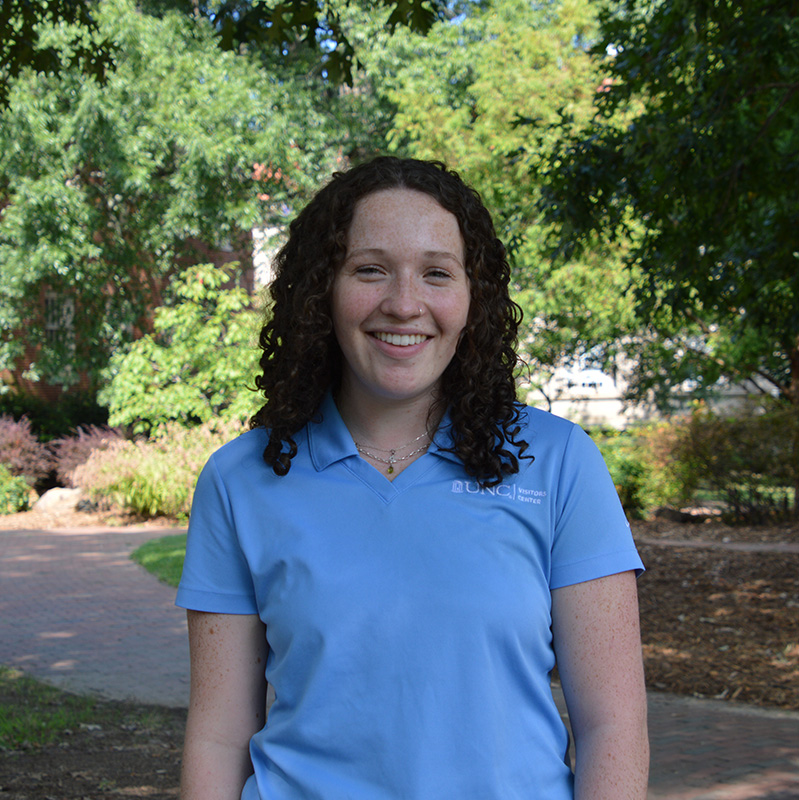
[593,422,697,519]
[678,402,795,523]
[99,263,263,435]
[72,420,241,520]
[0,390,108,442]
[0,463,33,514]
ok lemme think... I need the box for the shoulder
[510,405,609,485]
[205,427,270,478]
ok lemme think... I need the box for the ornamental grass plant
[73,420,242,520]
[51,425,123,487]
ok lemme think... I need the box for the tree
[0,0,345,390]
[0,0,445,107]
[0,0,115,108]
[99,263,262,432]
[533,0,799,511]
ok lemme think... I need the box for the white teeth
[375,332,427,346]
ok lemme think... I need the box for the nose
[380,273,423,319]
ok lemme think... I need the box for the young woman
[177,156,649,799]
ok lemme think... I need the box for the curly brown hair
[251,156,531,486]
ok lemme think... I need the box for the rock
[33,487,84,514]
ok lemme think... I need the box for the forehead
[347,188,464,254]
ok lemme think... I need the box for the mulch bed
[1,514,798,798]
[634,520,799,711]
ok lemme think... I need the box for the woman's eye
[426,268,452,280]
[355,264,382,276]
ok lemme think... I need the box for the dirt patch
[634,515,799,545]
[0,703,185,799]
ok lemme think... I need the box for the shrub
[50,425,123,488]
[0,390,107,442]
[593,422,698,519]
[677,402,795,524]
[0,415,53,486]
[0,464,33,514]
[73,420,242,520]
[593,431,649,518]
[98,263,262,435]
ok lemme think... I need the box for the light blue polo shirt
[177,393,643,800]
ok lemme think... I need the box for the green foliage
[0,665,180,750]
[73,420,240,520]
[99,264,262,433]
[594,432,648,517]
[0,463,32,515]
[535,0,799,407]
[131,533,187,588]
[0,390,108,442]
[0,0,115,108]
[0,0,446,107]
[679,403,796,524]
[593,404,797,523]
[0,0,345,390]
[379,0,601,239]
[593,423,696,519]
[201,0,444,85]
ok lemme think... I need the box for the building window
[44,291,75,346]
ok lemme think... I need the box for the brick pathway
[0,526,189,706]
[1,526,798,799]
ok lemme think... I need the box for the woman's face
[331,188,470,409]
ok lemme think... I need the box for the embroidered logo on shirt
[451,481,547,504]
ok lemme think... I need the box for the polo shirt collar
[307,392,359,471]
[307,391,463,471]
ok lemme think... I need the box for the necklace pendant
[387,464,394,474]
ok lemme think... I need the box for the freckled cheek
[439,292,471,335]
[332,288,381,335]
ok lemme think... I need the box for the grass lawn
[130,533,187,588]
[0,666,177,750]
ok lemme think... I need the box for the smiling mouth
[373,332,428,346]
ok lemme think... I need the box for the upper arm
[551,571,647,737]
[186,610,268,741]
[181,611,268,799]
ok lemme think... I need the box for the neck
[335,384,440,451]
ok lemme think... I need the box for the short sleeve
[175,454,259,614]
[549,425,644,589]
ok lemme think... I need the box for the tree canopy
[0,0,446,106]
[99,263,261,432]
[536,0,799,407]
[0,0,347,388]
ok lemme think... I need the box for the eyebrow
[345,247,464,266]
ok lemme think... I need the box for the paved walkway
[2,527,799,800]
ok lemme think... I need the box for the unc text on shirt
[451,481,548,504]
